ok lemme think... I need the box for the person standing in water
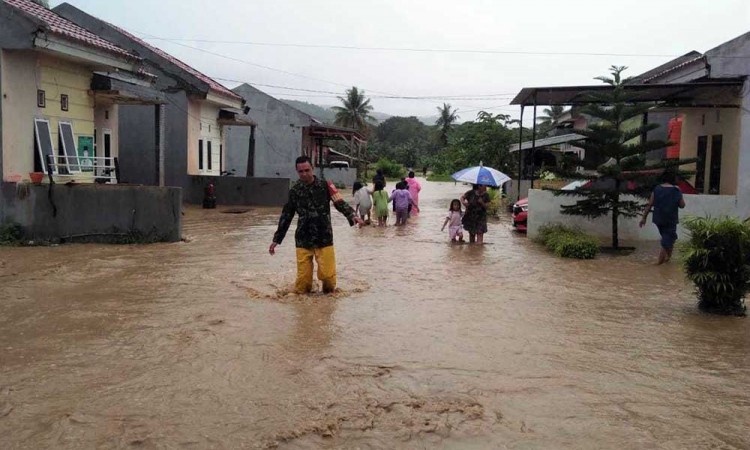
[461,184,490,244]
[405,171,421,217]
[269,156,363,293]
[639,170,686,264]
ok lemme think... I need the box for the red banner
[666,117,682,159]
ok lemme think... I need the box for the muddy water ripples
[1,180,749,449]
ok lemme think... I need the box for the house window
[198,139,204,170]
[60,94,69,111]
[105,110,109,120]
[207,141,212,171]
[37,90,46,108]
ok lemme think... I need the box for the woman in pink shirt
[405,171,421,216]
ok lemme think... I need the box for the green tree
[556,66,692,249]
[432,111,516,175]
[435,103,459,147]
[332,86,375,135]
[370,116,435,168]
[536,105,567,137]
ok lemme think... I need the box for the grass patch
[535,224,599,259]
[426,173,454,182]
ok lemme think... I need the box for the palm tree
[536,105,567,136]
[332,86,375,135]
[435,103,458,147]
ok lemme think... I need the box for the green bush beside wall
[536,224,599,259]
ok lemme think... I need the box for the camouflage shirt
[272,177,356,249]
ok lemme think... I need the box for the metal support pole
[317,137,324,180]
[155,103,165,186]
[530,94,538,190]
[517,106,524,201]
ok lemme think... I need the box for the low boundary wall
[1,182,182,242]
[185,176,290,207]
[528,189,739,242]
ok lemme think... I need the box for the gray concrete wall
[315,167,357,188]
[184,175,290,207]
[0,182,181,242]
[118,93,189,189]
[527,188,739,242]
[228,84,313,179]
[0,50,4,225]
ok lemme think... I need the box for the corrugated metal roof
[510,133,585,152]
[629,51,703,83]
[510,80,743,107]
[4,0,137,60]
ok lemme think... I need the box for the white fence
[528,189,739,242]
[46,155,118,183]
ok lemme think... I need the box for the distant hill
[281,100,336,123]
[280,99,392,125]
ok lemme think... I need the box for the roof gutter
[33,32,139,72]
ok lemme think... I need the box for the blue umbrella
[451,163,511,187]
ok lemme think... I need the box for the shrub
[374,158,406,179]
[681,217,749,316]
[0,223,23,245]
[536,224,599,259]
[486,188,502,217]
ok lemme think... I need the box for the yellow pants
[295,245,337,294]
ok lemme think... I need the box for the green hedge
[0,223,23,246]
[536,224,599,259]
[374,158,406,179]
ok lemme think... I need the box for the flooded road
[1,179,749,449]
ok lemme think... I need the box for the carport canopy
[510,79,744,107]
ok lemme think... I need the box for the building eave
[33,33,138,72]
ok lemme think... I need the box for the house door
[103,129,112,177]
[708,135,722,194]
[695,136,707,193]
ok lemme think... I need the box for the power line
[212,76,515,100]
[133,31,511,112]
[138,36,698,58]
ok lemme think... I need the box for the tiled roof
[106,21,242,101]
[4,0,137,60]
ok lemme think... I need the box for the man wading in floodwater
[269,156,363,293]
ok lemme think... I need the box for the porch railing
[46,154,120,183]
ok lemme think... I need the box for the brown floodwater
[1,180,748,449]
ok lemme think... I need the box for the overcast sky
[53,0,750,121]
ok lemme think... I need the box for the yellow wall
[186,98,222,176]
[1,50,98,182]
[2,50,38,181]
[39,54,95,146]
[679,108,740,195]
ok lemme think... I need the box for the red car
[511,197,528,232]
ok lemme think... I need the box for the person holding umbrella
[451,163,510,244]
[461,184,490,244]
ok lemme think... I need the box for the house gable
[53,2,242,105]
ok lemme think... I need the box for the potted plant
[29,172,44,185]
[682,216,749,316]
